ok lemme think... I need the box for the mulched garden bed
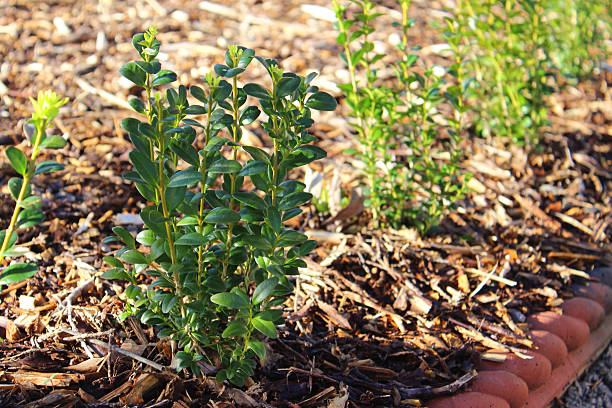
[0,0,610,406]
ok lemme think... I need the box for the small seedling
[0,90,67,288]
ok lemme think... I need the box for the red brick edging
[427,269,612,408]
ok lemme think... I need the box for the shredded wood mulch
[0,0,611,407]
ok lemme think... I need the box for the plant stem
[0,121,45,263]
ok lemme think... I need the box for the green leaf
[161,295,179,313]
[210,292,249,309]
[175,232,207,246]
[120,250,149,265]
[0,263,37,285]
[279,192,312,210]
[112,226,136,249]
[190,85,209,103]
[237,48,255,69]
[242,146,270,164]
[252,277,278,305]
[170,140,200,166]
[239,106,260,126]
[101,268,130,280]
[8,177,29,201]
[16,208,44,229]
[35,161,63,175]
[0,230,17,256]
[18,195,41,209]
[238,160,267,176]
[277,230,307,247]
[241,234,272,251]
[129,150,158,186]
[177,216,198,226]
[247,339,266,359]
[243,83,271,100]
[222,321,248,338]
[151,69,177,86]
[305,92,337,111]
[39,135,67,149]
[205,207,240,224]
[233,192,266,210]
[134,60,161,74]
[257,309,283,321]
[276,76,300,98]
[5,147,27,175]
[120,62,146,87]
[252,316,278,338]
[209,159,241,174]
[263,210,280,237]
[129,98,146,113]
[168,169,201,187]
[103,256,123,269]
[136,229,156,245]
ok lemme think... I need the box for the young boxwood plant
[103,27,336,386]
[0,90,67,287]
[333,0,469,232]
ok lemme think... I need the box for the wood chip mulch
[0,0,610,406]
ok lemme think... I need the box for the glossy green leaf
[120,62,146,87]
[252,316,277,338]
[209,159,241,174]
[252,277,278,305]
[247,339,266,359]
[40,135,67,149]
[18,195,41,209]
[120,249,149,265]
[243,83,271,100]
[233,192,266,210]
[239,106,260,126]
[0,263,37,285]
[222,321,248,338]
[276,76,300,98]
[205,208,240,224]
[168,169,201,187]
[305,91,337,111]
[8,177,28,201]
[16,207,44,229]
[35,161,63,175]
[238,160,267,176]
[5,147,27,175]
[112,226,136,248]
[175,232,207,246]
[129,150,158,186]
[210,292,248,309]
[151,69,177,86]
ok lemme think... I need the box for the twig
[463,267,516,286]
[469,263,499,298]
[63,329,114,342]
[85,337,164,371]
[66,295,94,359]
[75,78,132,111]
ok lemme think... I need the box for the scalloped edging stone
[425,285,612,408]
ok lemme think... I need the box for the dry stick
[469,263,499,298]
[63,329,114,342]
[392,371,476,398]
[57,327,165,371]
[450,318,532,359]
[66,297,94,359]
[75,78,132,111]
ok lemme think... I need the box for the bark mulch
[0,0,611,407]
